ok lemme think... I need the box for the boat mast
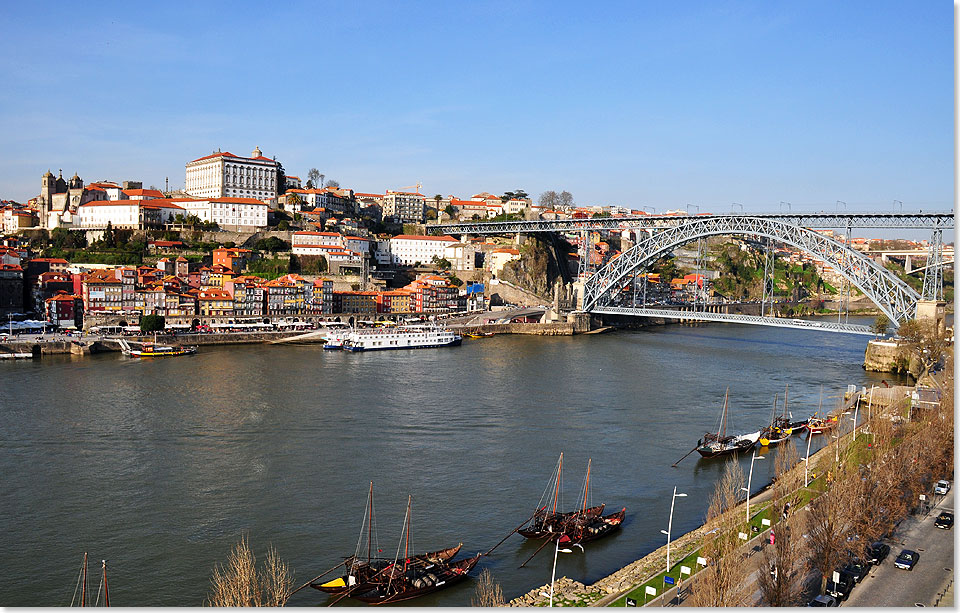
[784,384,790,418]
[404,495,412,571]
[770,393,778,427]
[367,481,373,564]
[719,387,729,439]
[818,384,823,416]
[582,459,592,515]
[101,560,109,607]
[81,552,87,607]
[552,453,563,516]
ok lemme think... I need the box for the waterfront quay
[0,318,912,606]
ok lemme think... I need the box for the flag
[557,535,571,544]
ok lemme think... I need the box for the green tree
[104,221,115,248]
[444,204,457,218]
[286,192,302,212]
[140,314,166,333]
[277,220,290,231]
[276,163,287,195]
[872,314,890,337]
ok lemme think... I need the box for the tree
[691,459,750,607]
[471,569,504,607]
[434,194,443,210]
[538,191,560,209]
[307,168,321,187]
[758,444,808,606]
[104,221,115,248]
[897,318,948,373]
[277,220,290,231]
[872,314,890,337]
[276,163,287,195]
[431,256,451,270]
[324,179,339,188]
[559,190,574,208]
[140,314,166,333]
[304,180,314,189]
[206,535,293,606]
[286,193,302,212]
[444,204,457,218]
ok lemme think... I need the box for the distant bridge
[434,210,954,333]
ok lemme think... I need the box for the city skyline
[0,1,953,212]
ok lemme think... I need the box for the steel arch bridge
[582,216,924,326]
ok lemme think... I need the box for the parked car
[825,569,856,600]
[935,511,954,529]
[934,480,951,495]
[807,594,839,607]
[865,542,891,565]
[894,549,920,570]
[842,559,870,583]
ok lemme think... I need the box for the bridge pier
[915,299,947,336]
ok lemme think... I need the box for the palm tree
[434,194,443,220]
[287,192,302,212]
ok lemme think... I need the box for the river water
[0,317,905,606]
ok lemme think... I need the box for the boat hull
[344,338,461,352]
[518,504,605,539]
[349,554,481,604]
[311,544,463,595]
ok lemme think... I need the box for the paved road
[842,487,955,607]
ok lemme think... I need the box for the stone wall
[864,339,919,376]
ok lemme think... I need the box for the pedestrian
[769,529,775,546]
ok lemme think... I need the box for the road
[841,486,955,607]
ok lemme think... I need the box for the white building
[185,147,279,201]
[176,197,268,230]
[443,243,476,270]
[76,200,185,230]
[389,234,457,266]
[383,191,425,223]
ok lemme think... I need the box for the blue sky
[0,1,952,214]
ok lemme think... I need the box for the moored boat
[697,388,759,457]
[340,325,462,352]
[759,387,796,446]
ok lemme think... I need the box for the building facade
[185,147,279,201]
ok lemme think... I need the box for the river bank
[505,384,914,607]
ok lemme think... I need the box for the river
[0,317,907,606]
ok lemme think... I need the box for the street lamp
[831,434,840,463]
[546,535,582,607]
[660,486,688,575]
[732,202,743,213]
[804,430,814,487]
[742,451,765,522]
[780,201,791,212]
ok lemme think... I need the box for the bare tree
[324,179,339,189]
[559,190,574,208]
[758,512,809,606]
[806,470,858,595]
[206,536,294,607]
[471,569,505,607]
[690,459,750,607]
[538,190,560,209]
[307,168,321,186]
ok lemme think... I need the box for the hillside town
[0,146,951,332]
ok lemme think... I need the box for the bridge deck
[591,307,874,335]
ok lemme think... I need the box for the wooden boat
[463,331,495,339]
[345,496,481,605]
[697,388,760,458]
[518,453,605,540]
[805,385,839,434]
[760,387,796,446]
[556,460,625,545]
[311,483,462,595]
[117,337,197,357]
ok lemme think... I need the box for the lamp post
[831,434,840,463]
[742,451,765,522]
[732,202,743,213]
[804,429,813,487]
[851,398,861,443]
[660,486,688,575]
[547,535,581,607]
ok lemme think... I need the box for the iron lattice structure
[582,216,921,325]
[921,229,944,301]
[591,307,874,335]
[431,212,954,235]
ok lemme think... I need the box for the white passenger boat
[340,325,462,352]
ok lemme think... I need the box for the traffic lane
[842,488,954,607]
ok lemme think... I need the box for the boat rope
[94,571,104,607]
[69,555,84,606]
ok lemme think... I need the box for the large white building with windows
[382,191,426,223]
[185,147,279,201]
[174,197,268,230]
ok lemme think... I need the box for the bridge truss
[431,212,954,235]
[582,216,924,326]
[591,307,874,335]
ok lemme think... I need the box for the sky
[0,1,953,215]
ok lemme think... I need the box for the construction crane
[397,182,422,194]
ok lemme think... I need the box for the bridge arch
[582,216,920,325]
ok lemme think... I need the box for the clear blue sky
[0,1,953,214]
